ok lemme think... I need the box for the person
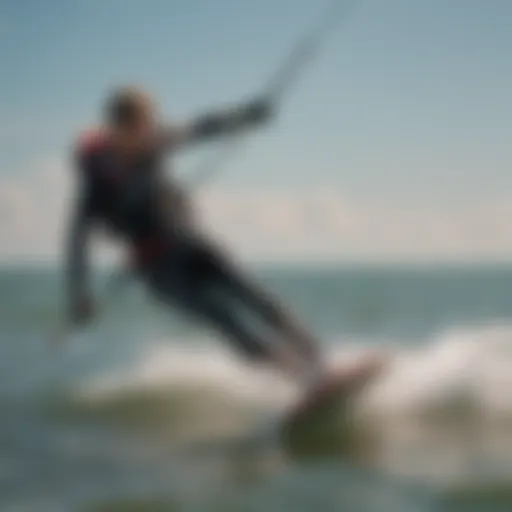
[66,85,325,387]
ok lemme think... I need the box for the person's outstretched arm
[161,96,273,151]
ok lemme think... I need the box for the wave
[364,323,512,423]
[67,322,512,426]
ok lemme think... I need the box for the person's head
[104,85,158,149]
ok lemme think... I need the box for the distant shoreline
[1,259,511,273]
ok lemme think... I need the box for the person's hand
[69,295,96,327]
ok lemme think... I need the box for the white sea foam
[75,323,512,422]
[364,324,512,421]
[76,342,297,407]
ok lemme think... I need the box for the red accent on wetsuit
[78,128,110,154]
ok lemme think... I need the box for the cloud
[0,157,510,263]
[196,188,512,261]
[0,156,73,260]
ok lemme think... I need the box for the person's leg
[209,251,316,350]
[199,244,326,385]
[142,245,315,382]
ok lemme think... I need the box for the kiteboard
[279,353,386,456]
[176,354,387,461]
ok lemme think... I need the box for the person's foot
[307,351,387,400]
[282,351,388,427]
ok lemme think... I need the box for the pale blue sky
[1,0,511,261]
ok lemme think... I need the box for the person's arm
[161,96,273,151]
[65,179,96,327]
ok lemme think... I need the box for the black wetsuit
[72,129,281,360]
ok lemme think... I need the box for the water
[1,263,512,511]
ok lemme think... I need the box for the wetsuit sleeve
[160,97,273,151]
[65,149,98,319]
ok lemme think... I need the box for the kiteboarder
[66,86,325,387]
